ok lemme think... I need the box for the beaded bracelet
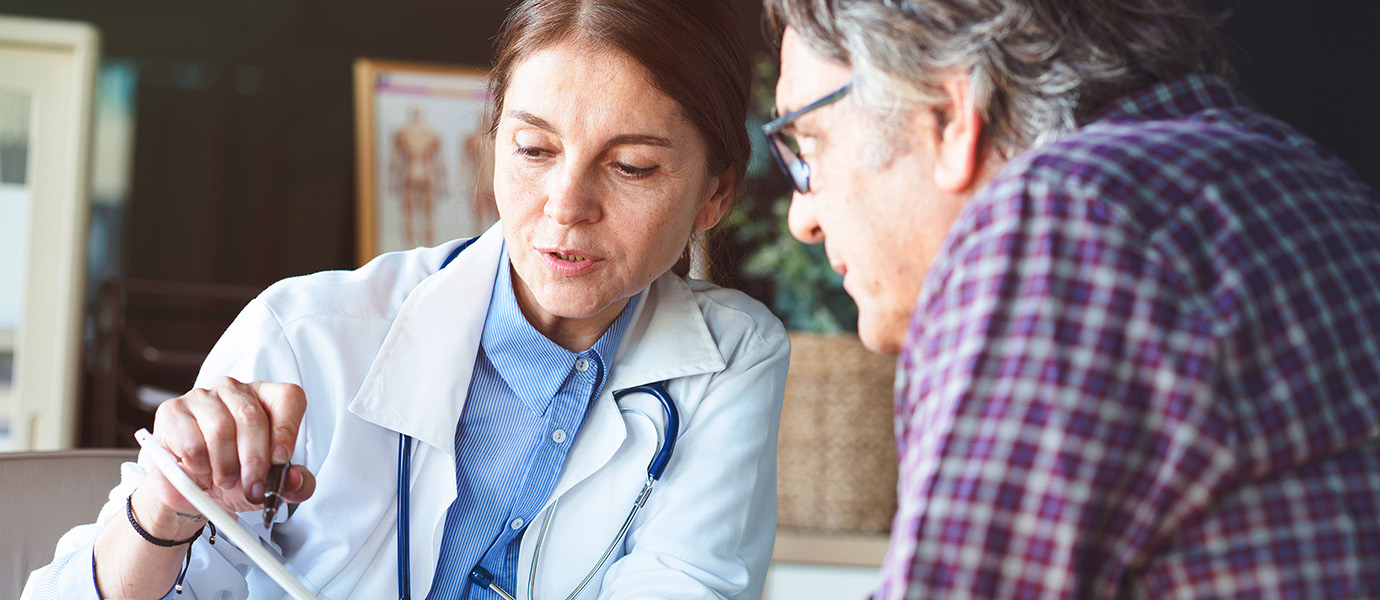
[124,494,218,594]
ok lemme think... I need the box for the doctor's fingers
[152,385,248,493]
[160,377,278,504]
[282,464,317,503]
[213,377,284,505]
[247,381,307,469]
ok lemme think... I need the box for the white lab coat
[26,224,789,600]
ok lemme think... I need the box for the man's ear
[932,75,983,194]
[695,168,736,230]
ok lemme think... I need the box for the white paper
[134,428,322,600]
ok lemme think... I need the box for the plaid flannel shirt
[878,74,1380,599]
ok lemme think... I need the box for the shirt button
[552,429,567,444]
[574,358,590,372]
[510,517,524,530]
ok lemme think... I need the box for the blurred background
[1,0,1378,596]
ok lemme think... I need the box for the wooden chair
[83,278,260,448]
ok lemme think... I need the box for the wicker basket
[777,332,899,534]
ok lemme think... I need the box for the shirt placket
[475,352,602,598]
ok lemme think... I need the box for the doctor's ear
[695,168,736,231]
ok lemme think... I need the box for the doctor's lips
[539,247,601,275]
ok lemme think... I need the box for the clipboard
[134,428,323,600]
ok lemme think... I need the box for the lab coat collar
[348,223,726,456]
[347,226,499,455]
[603,271,726,394]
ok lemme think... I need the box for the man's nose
[544,167,601,225]
[786,192,825,244]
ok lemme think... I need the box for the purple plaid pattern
[878,75,1380,599]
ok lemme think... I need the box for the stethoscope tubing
[613,383,678,482]
[399,434,414,600]
[397,381,678,600]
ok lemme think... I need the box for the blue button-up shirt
[425,246,637,600]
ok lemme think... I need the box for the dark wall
[1,0,1376,289]
[4,1,516,287]
[1217,1,1380,191]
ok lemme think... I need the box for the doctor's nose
[544,168,602,225]
[787,192,825,245]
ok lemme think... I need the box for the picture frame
[354,59,498,266]
[0,16,99,451]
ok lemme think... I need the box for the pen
[263,462,290,528]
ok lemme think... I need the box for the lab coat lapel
[540,272,727,517]
[517,273,727,597]
[605,273,727,393]
[349,224,503,452]
[348,223,505,595]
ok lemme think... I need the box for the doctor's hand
[133,377,317,535]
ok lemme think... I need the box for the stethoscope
[396,240,681,600]
[397,382,679,600]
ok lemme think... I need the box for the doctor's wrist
[129,486,208,542]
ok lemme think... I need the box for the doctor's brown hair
[485,0,753,278]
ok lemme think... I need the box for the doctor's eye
[515,144,554,161]
[613,162,658,180]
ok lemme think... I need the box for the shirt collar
[1081,73,1249,127]
[482,244,639,415]
[586,293,638,383]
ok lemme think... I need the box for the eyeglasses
[760,83,851,194]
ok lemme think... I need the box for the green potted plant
[727,199,859,334]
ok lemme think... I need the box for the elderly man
[762,0,1380,598]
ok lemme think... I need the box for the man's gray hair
[766,0,1229,156]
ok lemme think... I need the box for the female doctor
[23,0,788,598]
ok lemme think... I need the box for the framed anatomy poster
[354,59,498,265]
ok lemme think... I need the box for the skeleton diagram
[388,106,446,247]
